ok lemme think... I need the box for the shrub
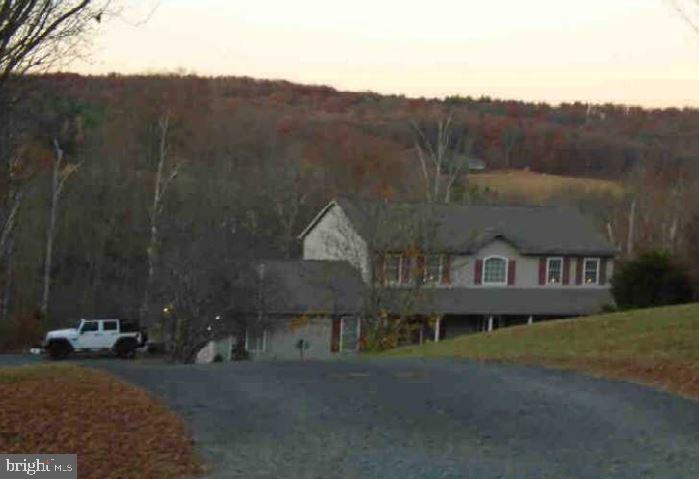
[231,341,249,361]
[612,251,694,310]
[0,311,44,353]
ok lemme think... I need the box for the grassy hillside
[382,303,699,400]
[471,169,624,202]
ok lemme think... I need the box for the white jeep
[43,319,147,360]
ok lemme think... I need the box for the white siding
[451,240,536,287]
[303,206,613,291]
[448,239,612,290]
[302,204,371,282]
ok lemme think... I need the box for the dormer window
[482,256,508,285]
[584,258,600,284]
[546,257,563,284]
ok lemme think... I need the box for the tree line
[1,1,698,360]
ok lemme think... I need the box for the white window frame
[482,255,509,286]
[384,253,402,285]
[245,328,267,353]
[546,257,564,285]
[583,257,600,285]
[423,254,443,285]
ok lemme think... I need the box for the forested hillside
[2,73,699,342]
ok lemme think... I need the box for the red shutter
[538,258,547,285]
[358,318,367,351]
[474,259,483,285]
[441,255,451,284]
[401,255,411,284]
[373,252,385,284]
[330,318,341,353]
[575,257,583,285]
[599,259,607,285]
[507,260,516,285]
[416,254,425,282]
[563,258,571,285]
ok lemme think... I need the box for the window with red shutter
[538,258,546,285]
[441,255,451,284]
[358,319,367,351]
[563,258,571,285]
[423,254,440,284]
[576,257,583,285]
[583,258,600,284]
[401,255,411,284]
[474,259,483,285]
[416,254,426,283]
[507,260,516,285]
[483,257,508,284]
[373,252,385,284]
[545,257,563,284]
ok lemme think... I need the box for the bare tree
[666,0,699,35]
[0,0,110,320]
[412,114,474,204]
[40,137,80,315]
[139,111,183,336]
[617,165,696,259]
[155,216,254,363]
[0,0,109,200]
[264,147,312,258]
[0,0,111,85]
[0,112,29,319]
[318,198,441,350]
[0,126,37,320]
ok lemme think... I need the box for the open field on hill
[471,169,625,202]
[0,363,202,479]
[382,303,699,400]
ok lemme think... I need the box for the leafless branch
[0,0,112,86]
[666,0,699,36]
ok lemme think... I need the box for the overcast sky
[72,0,699,107]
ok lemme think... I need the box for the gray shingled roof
[247,260,364,314]
[333,197,617,256]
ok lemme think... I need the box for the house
[197,260,364,363]
[299,197,617,340]
[199,197,617,361]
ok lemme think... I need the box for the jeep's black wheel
[47,341,71,360]
[115,340,137,359]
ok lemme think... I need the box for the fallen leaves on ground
[0,364,202,479]
[554,357,699,402]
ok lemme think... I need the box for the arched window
[483,256,508,285]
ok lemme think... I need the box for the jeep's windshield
[73,320,82,330]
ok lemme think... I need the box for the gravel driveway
[89,358,699,479]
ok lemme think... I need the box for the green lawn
[381,303,699,399]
